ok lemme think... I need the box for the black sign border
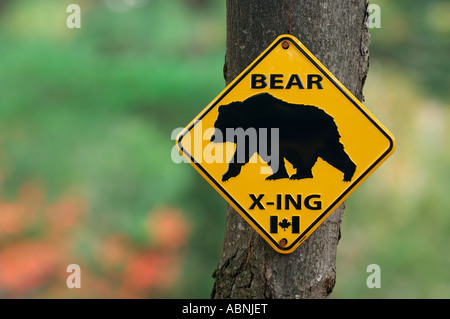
[177,36,394,252]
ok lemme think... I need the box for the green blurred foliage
[370,0,450,101]
[332,0,450,298]
[0,0,227,298]
[0,0,448,298]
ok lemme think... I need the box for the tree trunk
[211,0,370,299]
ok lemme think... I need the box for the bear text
[251,74,323,89]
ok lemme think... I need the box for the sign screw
[282,40,289,49]
[279,238,288,247]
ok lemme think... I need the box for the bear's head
[210,101,243,143]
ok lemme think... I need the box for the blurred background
[0,0,448,298]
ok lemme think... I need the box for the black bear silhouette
[210,93,356,182]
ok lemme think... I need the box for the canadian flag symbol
[270,216,300,234]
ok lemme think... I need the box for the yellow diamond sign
[176,34,395,254]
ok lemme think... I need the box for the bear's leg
[289,158,315,180]
[222,146,255,182]
[265,156,289,180]
[222,162,243,182]
[320,144,356,182]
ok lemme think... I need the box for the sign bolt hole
[279,238,288,247]
[282,40,289,49]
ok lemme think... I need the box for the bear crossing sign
[176,34,395,254]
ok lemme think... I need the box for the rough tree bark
[211,0,370,299]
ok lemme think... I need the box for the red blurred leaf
[146,208,190,250]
